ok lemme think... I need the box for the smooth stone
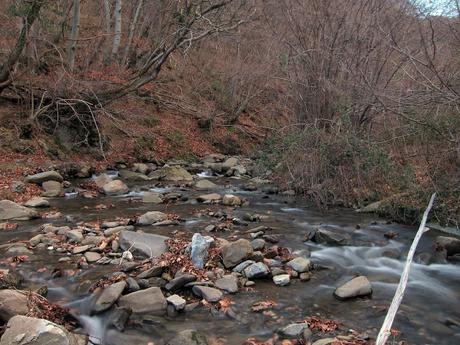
[244,262,270,279]
[102,180,129,195]
[287,257,311,273]
[119,230,169,258]
[6,245,33,256]
[222,194,242,206]
[197,193,222,203]
[195,180,218,190]
[119,170,149,181]
[278,323,309,338]
[221,239,253,268]
[136,266,163,279]
[0,200,38,221]
[215,275,238,293]
[192,286,223,302]
[334,276,372,300]
[66,230,83,243]
[0,290,28,322]
[72,245,91,254]
[273,274,290,286]
[167,294,187,310]
[142,192,163,204]
[138,211,168,225]
[92,281,127,314]
[0,315,83,345]
[232,260,255,273]
[222,157,238,170]
[103,225,134,236]
[84,252,102,263]
[251,238,265,251]
[118,287,167,315]
[436,236,460,256]
[42,181,63,197]
[94,174,112,188]
[24,197,49,208]
[161,166,193,181]
[165,274,197,292]
[314,227,351,246]
[25,171,63,184]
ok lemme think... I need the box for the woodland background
[0,0,459,226]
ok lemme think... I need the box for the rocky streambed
[0,155,459,345]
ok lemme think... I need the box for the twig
[376,193,436,345]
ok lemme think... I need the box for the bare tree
[67,0,81,72]
[111,0,122,58]
[122,0,143,66]
[0,0,44,94]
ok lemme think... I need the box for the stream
[2,168,460,345]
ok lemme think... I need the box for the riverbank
[1,154,460,345]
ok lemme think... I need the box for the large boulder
[92,281,127,314]
[167,330,208,345]
[119,231,169,258]
[0,315,84,345]
[118,170,149,181]
[334,276,372,300]
[0,200,38,221]
[0,289,28,322]
[118,287,166,315]
[161,166,193,181]
[102,180,129,195]
[221,239,253,268]
[436,236,460,256]
[222,157,238,170]
[138,211,167,225]
[25,171,63,184]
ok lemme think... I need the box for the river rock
[82,236,104,246]
[197,193,222,203]
[142,192,163,204]
[25,171,63,184]
[136,266,163,279]
[278,323,309,338]
[287,257,311,273]
[195,180,218,190]
[334,276,372,300]
[192,286,223,302]
[221,239,253,268]
[132,163,150,174]
[251,238,265,251]
[84,251,102,263]
[119,169,149,181]
[191,233,210,269]
[24,197,49,208]
[222,157,238,170]
[102,180,129,195]
[314,227,351,246]
[138,211,168,225]
[103,225,134,236]
[72,245,91,254]
[273,274,290,286]
[0,200,38,221]
[95,173,112,188]
[312,339,335,345]
[232,260,255,273]
[244,262,270,279]
[161,166,193,181]
[118,287,166,315]
[436,236,460,256]
[42,181,63,197]
[92,281,127,314]
[0,315,84,345]
[215,275,238,293]
[6,244,33,256]
[0,290,28,322]
[66,230,83,243]
[222,194,242,206]
[119,230,169,258]
[167,294,186,310]
[165,274,197,292]
[167,329,208,345]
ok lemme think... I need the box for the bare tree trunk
[112,0,122,59]
[122,0,143,66]
[68,0,81,72]
[0,0,44,94]
[102,0,112,64]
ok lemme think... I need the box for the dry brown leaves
[26,292,77,330]
[244,337,276,345]
[0,222,18,231]
[251,300,277,312]
[305,316,339,333]
[89,274,126,292]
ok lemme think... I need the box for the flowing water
[2,174,460,345]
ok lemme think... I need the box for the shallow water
[2,175,460,345]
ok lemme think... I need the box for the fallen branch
[376,193,436,345]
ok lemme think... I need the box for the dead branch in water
[376,193,436,345]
